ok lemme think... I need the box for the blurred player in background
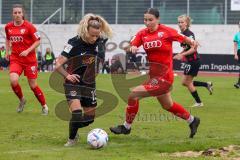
[173,15,213,107]
[233,21,240,89]
[5,4,48,115]
[55,13,112,147]
[110,8,200,138]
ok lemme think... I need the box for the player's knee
[128,90,139,100]
[71,111,95,128]
[29,83,38,89]
[10,80,19,87]
[128,97,139,106]
[181,81,188,87]
[83,114,95,126]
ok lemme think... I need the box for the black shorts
[64,83,97,107]
[183,60,200,77]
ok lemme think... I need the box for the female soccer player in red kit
[110,8,200,138]
[5,4,48,115]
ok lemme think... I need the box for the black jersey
[180,29,199,62]
[61,36,99,84]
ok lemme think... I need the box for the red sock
[11,84,23,100]
[31,86,46,106]
[167,102,190,120]
[126,98,139,124]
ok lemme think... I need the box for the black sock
[69,111,95,140]
[191,91,201,103]
[193,81,208,87]
[69,110,82,140]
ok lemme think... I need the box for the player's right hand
[66,74,80,83]
[130,46,138,54]
[5,53,9,61]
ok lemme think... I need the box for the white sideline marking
[3,148,67,154]
[0,89,57,93]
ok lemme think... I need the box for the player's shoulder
[23,20,36,28]
[136,27,149,36]
[186,29,194,36]
[5,21,14,28]
[159,24,177,33]
[67,36,82,46]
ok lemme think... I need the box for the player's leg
[156,92,200,138]
[65,99,82,147]
[65,87,97,147]
[25,63,48,114]
[27,78,48,115]
[9,62,26,112]
[110,76,171,134]
[182,75,203,107]
[234,53,240,88]
[110,85,151,134]
[188,60,213,94]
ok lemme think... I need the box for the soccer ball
[87,128,108,149]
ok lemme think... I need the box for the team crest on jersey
[70,90,77,97]
[31,66,36,75]
[63,44,73,53]
[20,29,26,34]
[150,78,159,86]
[157,32,164,38]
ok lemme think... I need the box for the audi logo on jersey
[143,40,162,49]
[10,36,23,42]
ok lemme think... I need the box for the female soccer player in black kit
[173,15,213,107]
[55,13,112,147]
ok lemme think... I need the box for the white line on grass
[3,148,67,154]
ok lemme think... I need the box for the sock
[238,76,240,84]
[69,110,82,140]
[193,81,208,87]
[11,84,23,100]
[124,121,131,129]
[125,98,139,125]
[187,115,194,124]
[191,90,202,103]
[167,102,190,120]
[31,86,46,106]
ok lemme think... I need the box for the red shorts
[143,76,173,96]
[10,61,38,79]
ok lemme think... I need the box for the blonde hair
[77,13,113,43]
[178,14,192,28]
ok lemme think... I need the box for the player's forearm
[5,40,10,55]
[56,65,69,78]
[27,40,40,53]
[181,47,196,56]
[55,56,69,78]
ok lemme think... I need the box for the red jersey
[5,20,40,64]
[131,24,186,82]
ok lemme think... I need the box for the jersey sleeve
[234,33,238,42]
[61,40,75,59]
[28,23,41,41]
[130,31,143,47]
[168,27,186,43]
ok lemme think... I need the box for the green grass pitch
[0,71,240,160]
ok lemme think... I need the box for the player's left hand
[173,54,183,60]
[19,50,29,56]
